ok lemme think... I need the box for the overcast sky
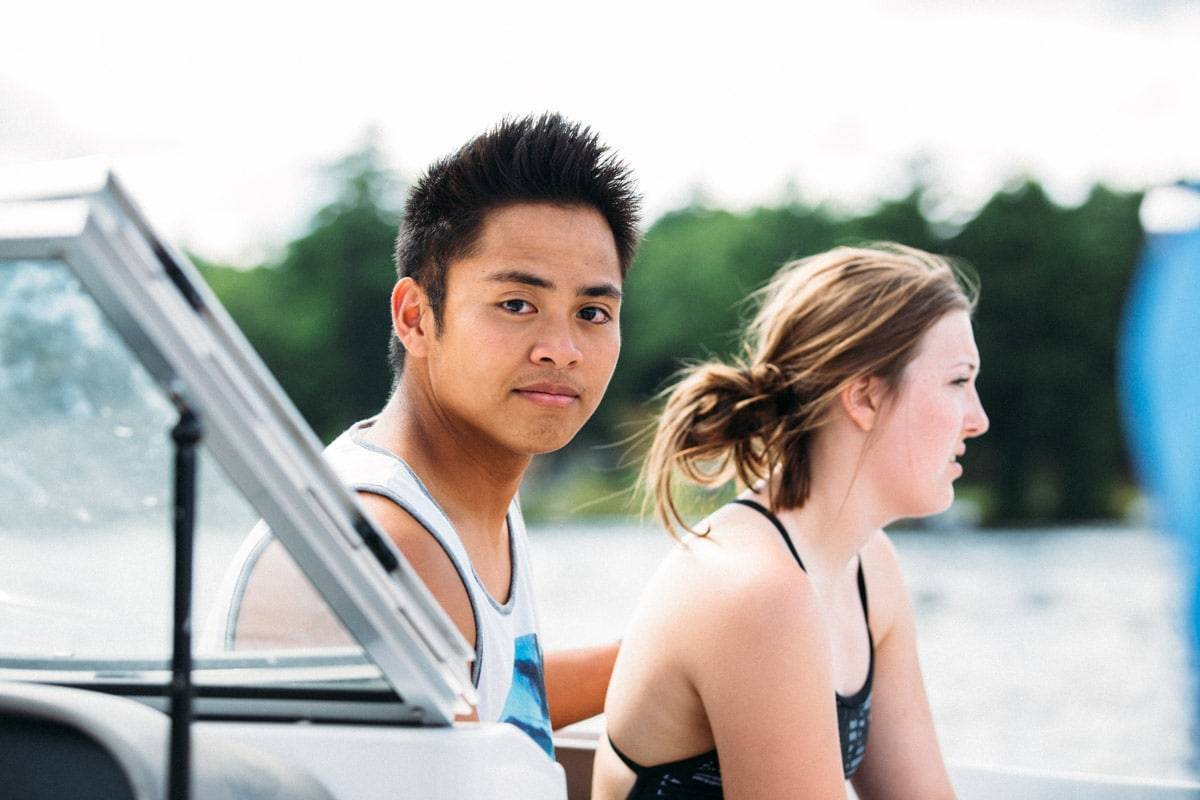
[2,0,1198,263]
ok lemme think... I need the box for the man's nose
[530,320,582,368]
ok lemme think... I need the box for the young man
[213,114,641,758]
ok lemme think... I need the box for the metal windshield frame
[0,159,474,725]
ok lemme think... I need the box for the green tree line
[196,148,1144,525]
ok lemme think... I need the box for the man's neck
[363,385,529,548]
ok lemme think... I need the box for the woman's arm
[688,557,849,800]
[851,532,955,800]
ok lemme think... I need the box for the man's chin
[525,436,580,456]
[514,425,585,456]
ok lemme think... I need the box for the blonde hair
[642,243,977,535]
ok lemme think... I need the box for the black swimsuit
[608,499,874,798]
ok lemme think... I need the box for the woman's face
[871,310,989,519]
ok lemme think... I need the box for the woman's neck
[758,426,888,579]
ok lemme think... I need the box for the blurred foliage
[944,182,1142,522]
[196,143,401,441]
[197,145,1144,525]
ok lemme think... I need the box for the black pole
[169,408,201,800]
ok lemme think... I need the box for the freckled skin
[595,309,987,800]
[868,310,990,519]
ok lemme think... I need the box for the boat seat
[0,681,335,800]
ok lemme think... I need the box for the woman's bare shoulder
[606,508,823,726]
[666,503,814,595]
[664,512,825,657]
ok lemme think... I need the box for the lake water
[5,258,1194,786]
[2,518,1196,784]
[526,522,1200,784]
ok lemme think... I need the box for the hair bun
[745,362,801,418]
[746,362,784,394]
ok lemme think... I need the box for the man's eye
[500,299,534,314]
[579,306,612,324]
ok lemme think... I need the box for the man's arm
[234,537,356,648]
[545,641,620,730]
[232,493,476,655]
[357,493,482,721]
[356,493,478,646]
[364,493,618,730]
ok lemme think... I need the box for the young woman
[594,245,987,799]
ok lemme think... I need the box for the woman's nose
[965,392,989,438]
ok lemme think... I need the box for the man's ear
[392,278,431,359]
[839,375,886,433]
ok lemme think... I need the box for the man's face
[422,202,623,455]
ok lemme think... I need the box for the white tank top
[205,418,554,758]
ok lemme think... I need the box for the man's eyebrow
[581,283,622,300]
[486,270,554,289]
[485,270,621,300]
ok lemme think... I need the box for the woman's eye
[500,299,534,314]
[952,377,971,386]
[578,306,612,324]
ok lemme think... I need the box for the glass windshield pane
[0,259,376,689]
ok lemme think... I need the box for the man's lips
[514,382,581,408]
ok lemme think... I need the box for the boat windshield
[0,257,383,693]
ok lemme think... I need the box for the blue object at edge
[1119,183,1200,655]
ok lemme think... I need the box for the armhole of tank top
[223,523,274,651]
[484,502,523,614]
[355,483,485,688]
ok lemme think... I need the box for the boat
[1,160,1198,798]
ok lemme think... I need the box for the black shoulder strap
[856,556,870,624]
[729,500,873,633]
[730,498,805,571]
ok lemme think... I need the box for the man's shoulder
[322,423,452,527]
[357,492,444,554]
[324,422,417,488]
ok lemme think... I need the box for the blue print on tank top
[499,633,554,758]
